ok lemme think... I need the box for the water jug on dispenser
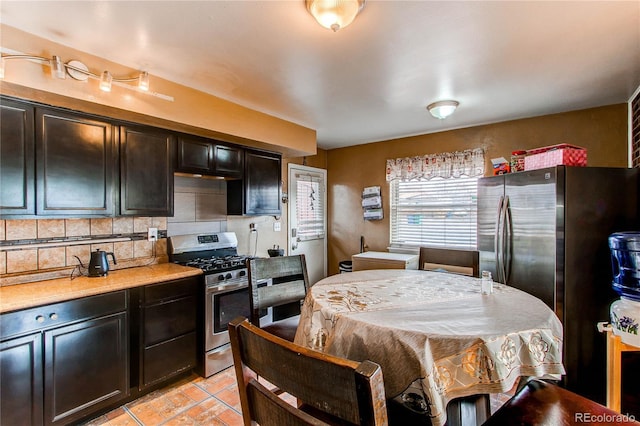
[608,232,640,347]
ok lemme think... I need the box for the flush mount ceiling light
[427,100,459,119]
[306,0,365,32]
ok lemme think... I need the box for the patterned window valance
[385,148,485,181]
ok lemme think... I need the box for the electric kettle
[88,249,117,277]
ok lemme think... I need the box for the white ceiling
[1,1,639,150]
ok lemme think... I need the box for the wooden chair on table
[418,247,480,277]
[228,317,389,426]
[483,379,640,425]
[247,254,310,341]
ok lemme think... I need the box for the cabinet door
[44,312,128,425]
[35,108,115,216]
[120,126,175,216]
[244,150,281,215]
[0,99,35,216]
[177,136,212,173]
[1,333,43,426]
[213,144,243,178]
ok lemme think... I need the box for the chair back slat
[247,379,330,426]
[418,247,480,277]
[248,254,310,327]
[256,279,308,309]
[251,255,308,281]
[229,317,388,426]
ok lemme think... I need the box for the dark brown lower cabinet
[0,333,43,425]
[44,312,128,425]
[0,291,129,426]
[137,277,199,390]
[0,278,200,425]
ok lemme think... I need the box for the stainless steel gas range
[168,232,271,377]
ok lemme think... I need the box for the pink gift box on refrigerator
[524,144,587,171]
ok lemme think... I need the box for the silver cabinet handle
[49,313,58,320]
[35,315,45,323]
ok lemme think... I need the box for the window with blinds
[295,175,325,241]
[390,176,478,249]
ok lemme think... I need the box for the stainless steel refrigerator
[477,165,639,403]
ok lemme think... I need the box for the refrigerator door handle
[503,195,512,283]
[494,195,505,283]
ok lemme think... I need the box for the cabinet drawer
[1,291,127,339]
[143,296,196,346]
[142,332,196,388]
[143,277,199,304]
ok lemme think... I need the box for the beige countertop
[0,263,203,314]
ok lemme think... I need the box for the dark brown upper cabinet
[36,108,116,216]
[120,125,175,216]
[176,135,243,178]
[213,144,243,177]
[0,98,35,216]
[228,149,281,216]
[177,136,211,174]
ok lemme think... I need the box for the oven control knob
[225,273,232,279]
[239,270,246,277]
[218,274,225,281]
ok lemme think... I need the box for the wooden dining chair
[229,317,389,426]
[483,379,640,425]
[247,254,310,341]
[418,247,480,277]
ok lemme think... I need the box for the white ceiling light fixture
[427,100,459,119]
[306,0,365,32]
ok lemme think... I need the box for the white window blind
[295,174,325,241]
[390,176,478,249]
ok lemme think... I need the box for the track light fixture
[0,52,151,93]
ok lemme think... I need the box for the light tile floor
[83,368,244,426]
[83,367,513,426]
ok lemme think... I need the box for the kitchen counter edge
[0,263,203,314]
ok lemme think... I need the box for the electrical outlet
[147,227,158,241]
[273,221,281,232]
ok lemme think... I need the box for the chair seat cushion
[262,315,300,342]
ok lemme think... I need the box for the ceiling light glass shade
[50,55,66,79]
[138,71,150,91]
[427,100,459,119]
[306,0,365,32]
[99,70,112,92]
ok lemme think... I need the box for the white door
[288,164,327,285]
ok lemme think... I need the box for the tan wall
[326,104,629,275]
[0,24,316,157]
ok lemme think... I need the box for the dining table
[293,269,566,426]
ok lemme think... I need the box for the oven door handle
[207,281,248,294]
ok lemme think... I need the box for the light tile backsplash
[37,219,65,238]
[7,249,38,273]
[38,247,66,269]
[6,220,37,240]
[167,175,227,237]
[65,218,90,237]
[0,216,169,285]
[91,218,113,235]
